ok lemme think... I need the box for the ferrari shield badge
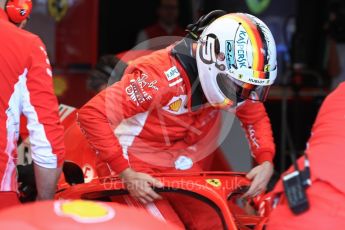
[206,179,222,187]
[54,200,115,223]
[48,0,68,22]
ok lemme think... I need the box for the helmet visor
[216,73,271,102]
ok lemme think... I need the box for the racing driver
[78,11,277,228]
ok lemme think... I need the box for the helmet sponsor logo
[264,64,270,72]
[248,78,265,85]
[236,30,248,68]
[164,66,180,81]
[225,40,235,70]
[20,9,26,16]
[54,200,115,223]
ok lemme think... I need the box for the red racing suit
[267,82,345,229]
[78,46,275,174]
[0,9,65,196]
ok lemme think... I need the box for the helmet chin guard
[196,13,277,109]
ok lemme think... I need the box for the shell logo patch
[168,98,182,112]
[54,200,115,223]
[206,179,222,187]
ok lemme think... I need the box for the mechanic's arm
[22,37,65,200]
[34,164,62,200]
[236,101,275,197]
[78,66,167,203]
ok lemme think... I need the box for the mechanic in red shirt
[78,11,277,228]
[0,0,64,209]
[267,82,345,229]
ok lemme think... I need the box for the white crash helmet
[196,13,277,108]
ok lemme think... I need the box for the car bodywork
[57,171,270,230]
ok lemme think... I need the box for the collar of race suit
[171,38,207,111]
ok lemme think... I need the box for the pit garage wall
[55,0,99,68]
[54,0,99,107]
[25,0,56,64]
[27,0,98,108]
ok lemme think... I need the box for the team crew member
[136,0,185,49]
[78,11,277,227]
[0,0,64,209]
[267,82,345,229]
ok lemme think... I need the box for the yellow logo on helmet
[54,200,115,223]
[168,98,182,112]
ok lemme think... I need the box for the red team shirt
[267,83,345,229]
[0,9,64,192]
[271,82,345,194]
[78,46,275,174]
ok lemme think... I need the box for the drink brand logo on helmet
[6,0,32,24]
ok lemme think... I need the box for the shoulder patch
[164,66,180,81]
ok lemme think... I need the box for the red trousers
[0,192,20,211]
[267,180,345,229]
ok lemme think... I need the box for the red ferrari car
[57,170,270,230]
[0,199,179,229]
